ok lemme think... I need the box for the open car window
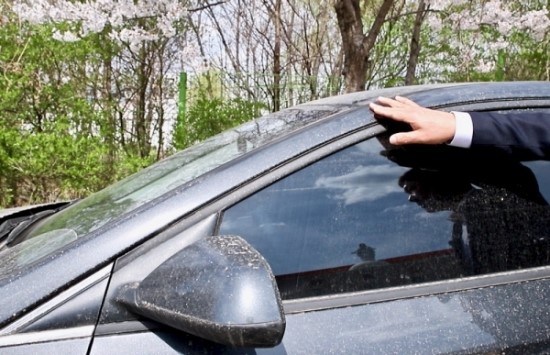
[219,132,550,300]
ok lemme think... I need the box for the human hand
[369,96,456,145]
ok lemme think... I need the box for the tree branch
[189,1,229,13]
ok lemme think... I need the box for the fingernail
[389,136,397,144]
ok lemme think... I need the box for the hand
[369,96,456,145]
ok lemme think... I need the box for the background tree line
[0,0,548,207]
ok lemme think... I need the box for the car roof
[1,81,549,328]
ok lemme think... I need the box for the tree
[2,0,549,208]
[172,69,266,150]
[334,0,395,92]
[333,0,549,89]
[405,0,427,85]
[193,0,345,111]
[0,16,112,205]
[12,0,193,159]
[1,0,195,206]
[422,0,550,82]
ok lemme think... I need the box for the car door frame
[91,96,550,352]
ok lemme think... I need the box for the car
[0,81,549,354]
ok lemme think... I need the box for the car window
[0,107,337,282]
[219,134,550,300]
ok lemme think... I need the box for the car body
[0,81,549,354]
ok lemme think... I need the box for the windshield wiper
[3,210,59,248]
[0,201,75,249]
[0,216,27,242]
[0,210,58,249]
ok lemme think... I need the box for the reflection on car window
[219,136,550,299]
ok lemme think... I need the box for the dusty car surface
[0,82,549,354]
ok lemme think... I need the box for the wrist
[448,111,473,148]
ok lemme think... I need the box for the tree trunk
[334,0,394,92]
[135,44,151,159]
[405,0,427,85]
[272,0,282,111]
[102,48,117,179]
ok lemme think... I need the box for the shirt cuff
[448,111,473,148]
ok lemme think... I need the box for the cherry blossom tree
[0,0,205,206]
[2,0,548,207]
[424,0,550,80]
[427,0,549,41]
[12,0,187,47]
[12,0,202,158]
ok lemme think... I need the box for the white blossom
[426,0,470,11]
[13,0,188,46]
[476,59,496,73]
[52,29,79,42]
[426,0,549,40]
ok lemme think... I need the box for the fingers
[369,102,411,123]
[370,96,455,146]
[394,96,421,107]
[389,132,421,145]
[373,96,420,108]
[373,96,401,108]
[369,96,421,123]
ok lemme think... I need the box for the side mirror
[117,235,285,347]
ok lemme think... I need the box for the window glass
[219,135,550,299]
[0,107,332,284]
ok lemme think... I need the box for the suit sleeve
[468,111,550,160]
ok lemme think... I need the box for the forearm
[468,111,550,160]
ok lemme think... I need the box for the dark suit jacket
[469,111,550,160]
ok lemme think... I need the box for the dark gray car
[0,82,549,354]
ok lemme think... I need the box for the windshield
[0,106,337,276]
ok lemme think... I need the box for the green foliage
[172,90,266,150]
[0,16,143,207]
[366,5,412,87]
[1,0,548,208]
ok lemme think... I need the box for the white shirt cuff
[449,111,473,148]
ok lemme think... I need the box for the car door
[90,104,550,354]
[216,107,550,353]
[0,265,111,354]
